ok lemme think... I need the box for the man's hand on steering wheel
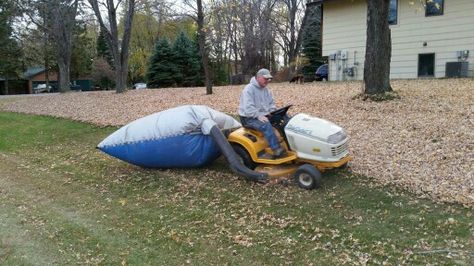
[265,105,292,127]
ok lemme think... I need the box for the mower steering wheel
[266,105,292,128]
[267,105,292,119]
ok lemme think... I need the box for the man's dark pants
[239,116,280,150]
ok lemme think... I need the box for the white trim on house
[320,0,474,81]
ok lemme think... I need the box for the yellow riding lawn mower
[213,105,352,189]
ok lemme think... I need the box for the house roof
[22,66,46,79]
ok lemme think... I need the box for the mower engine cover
[284,113,349,162]
[97,105,241,168]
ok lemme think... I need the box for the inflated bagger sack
[97,105,241,168]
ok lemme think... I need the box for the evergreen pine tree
[70,22,95,80]
[95,28,114,89]
[211,62,228,86]
[146,39,178,88]
[0,0,23,94]
[301,4,324,81]
[173,32,201,87]
[96,29,113,66]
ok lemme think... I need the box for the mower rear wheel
[232,144,258,170]
[294,164,322,190]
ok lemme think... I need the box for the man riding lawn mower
[223,105,352,189]
[227,68,351,188]
[98,105,351,190]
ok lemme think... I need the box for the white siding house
[316,0,474,81]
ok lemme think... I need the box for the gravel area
[1,79,473,207]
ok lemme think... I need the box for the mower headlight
[327,130,347,144]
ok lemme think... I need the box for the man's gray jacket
[238,77,276,118]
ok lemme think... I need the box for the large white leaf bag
[97,105,241,168]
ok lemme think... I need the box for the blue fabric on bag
[97,105,241,169]
[99,134,221,168]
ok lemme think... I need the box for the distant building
[1,67,93,95]
[23,67,59,94]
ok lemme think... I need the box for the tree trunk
[364,0,392,94]
[58,60,70,93]
[88,0,135,93]
[4,79,9,95]
[118,0,135,93]
[197,0,212,95]
[56,45,72,92]
[51,0,78,92]
[115,65,127,93]
[286,0,298,79]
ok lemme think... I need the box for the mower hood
[285,113,346,144]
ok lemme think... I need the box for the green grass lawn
[0,112,472,265]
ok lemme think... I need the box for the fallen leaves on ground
[1,78,473,207]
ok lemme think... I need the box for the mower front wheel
[294,164,322,190]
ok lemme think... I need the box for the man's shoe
[272,147,287,158]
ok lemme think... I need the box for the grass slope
[0,112,472,265]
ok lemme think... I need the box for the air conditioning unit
[445,62,469,78]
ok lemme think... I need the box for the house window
[418,53,435,77]
[389,0,398,25]
[426,0,444,16]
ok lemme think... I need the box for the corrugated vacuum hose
[209,126,268,183]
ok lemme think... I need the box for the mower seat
[242,127,286,148]
[242,127,264,137]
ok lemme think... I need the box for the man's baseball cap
[256,68,273,79]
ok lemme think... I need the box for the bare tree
[183,0,212,94]
[88,0,136,93]
[237,0,277,74]
[273,0,308,79]
[214,0,241,76]
[203,0,283,82]
[364,0,392,95]
[197,0,212,94]
[53,0,79,92]
[20,0,79,93]
[207,2,229,83]
[138,0,172,43]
